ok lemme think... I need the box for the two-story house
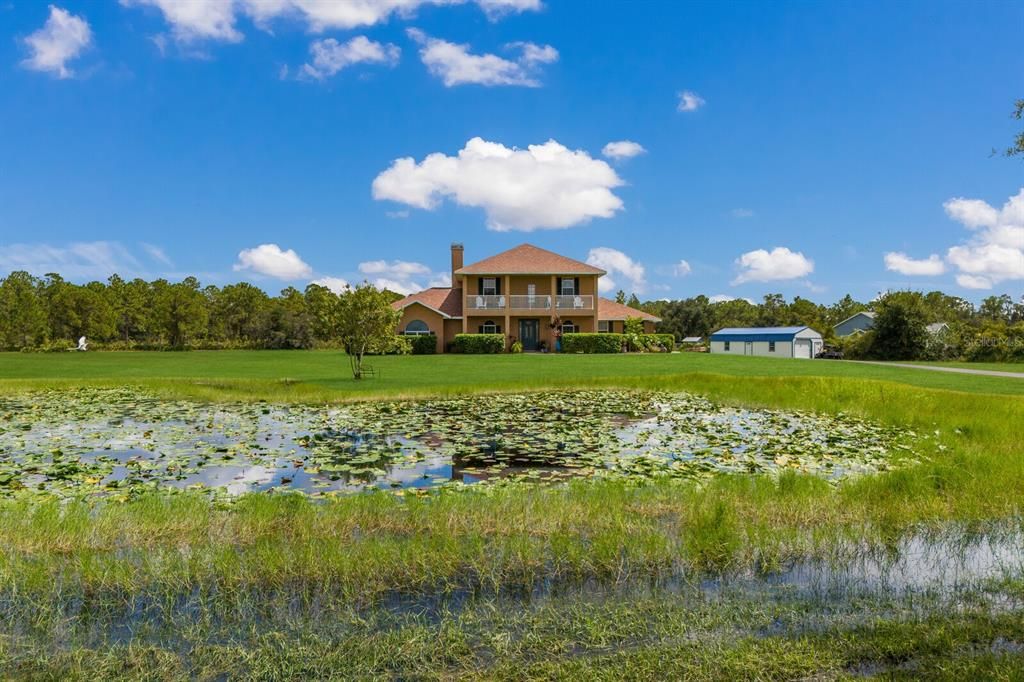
[392,243,660,353]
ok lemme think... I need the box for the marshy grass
[1,355,1022,678]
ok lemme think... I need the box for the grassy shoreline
[2,353,1022,678]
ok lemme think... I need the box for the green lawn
[1,349,1022,398]
[904,359,1024,373]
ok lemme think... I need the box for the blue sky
[1,0,1022,303]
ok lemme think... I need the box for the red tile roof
[597,297,661,322]
[455,243,605,276]
[392,287,463,318]
[393,289,660,323]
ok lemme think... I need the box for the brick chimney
[450,242,464,286]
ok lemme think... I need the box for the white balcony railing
[466,294,506,310]
[509,295,552,310]
[555,294,593,310]
[466,293,593,311]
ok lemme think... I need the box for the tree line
[1,270,1021,362]
[0,271,403,351]
[642,290,1024,362]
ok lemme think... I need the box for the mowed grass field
[1,349,1022,398]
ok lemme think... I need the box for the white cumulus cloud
[883,252,946,276]
[407,29,557,87]
[122,0,241,43]
[140,243,174,267]
[21,5,92,78]
[371,137,624,231]
[299,36,399,80]
[731,247,814,284]
[677,90,705,112]
[601,140,646,160]
[941,188,1024,290]
[0,241,180,280]
[234,244,312,280]
[356,259,448,295]
[709,294,755,304]
[586,247,646,294]
[673,260,692,277]
[122,0,541,45]
[359,259,431,277]
[309,276,349,293]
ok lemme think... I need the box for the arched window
[480,320,501,334]
[561,320,578,333]
[405,320,431,335]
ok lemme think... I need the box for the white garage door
[794,339,812,359]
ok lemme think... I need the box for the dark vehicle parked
[815,347,844,360]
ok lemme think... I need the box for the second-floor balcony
[466,294,506,310]
[556,294,593,310]
[509,294,552,310]
[466,293,594,312]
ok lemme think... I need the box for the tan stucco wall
[507,275,550,294]
[442,319,462,351]
[396,304,445,354]
[576,275,598,296]
[599,320,657,334]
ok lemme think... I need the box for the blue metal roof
[710,326,812,342]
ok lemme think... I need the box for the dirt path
[851,361,1024,379]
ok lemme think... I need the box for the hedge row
[408,334,437,355]
[452,333,505,354]
[645,334,676,350]
[561,333,624,353]
[561,332,675,353]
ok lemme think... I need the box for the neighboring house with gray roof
[833,311,876,337]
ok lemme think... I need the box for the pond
[0,387,922,499]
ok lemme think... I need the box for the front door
[519,319,539,351]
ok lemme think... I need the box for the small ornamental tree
[335,283,401,379]
[623,316,644,351]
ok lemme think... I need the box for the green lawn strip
[2,350,1023,395]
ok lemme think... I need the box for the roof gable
[833,311,876,329]
[391,287,463,318]
[711,326,810,341]
[456,243,605,276]
[597,297,661,322]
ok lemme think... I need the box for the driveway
[850,361,1024,379]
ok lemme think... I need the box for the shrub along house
[392,243,660,353]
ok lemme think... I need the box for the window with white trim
[561,320,578,334]
[482,278,497,295]
[768,341,776,352]
[560,278,576,296]
[404,320,432,335]
[480,320,501,334]
[598,320,610,333]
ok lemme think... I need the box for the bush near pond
[452,334,505,354]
